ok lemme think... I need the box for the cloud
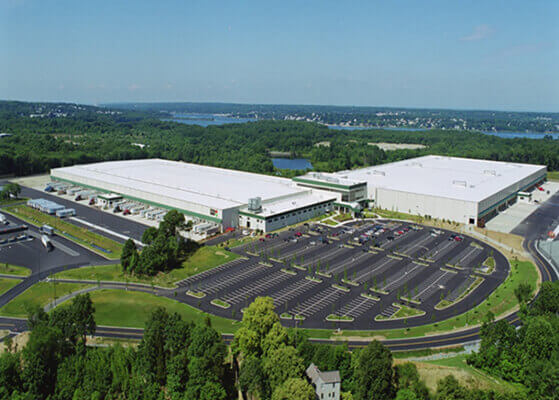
[460,25,494,41]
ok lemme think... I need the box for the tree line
[0,293,534,400]
[1,101,559,178]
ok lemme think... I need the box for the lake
[272,158,313,170]
[163,113,559,139]
[163,113,256,127]
[327,125,559,139]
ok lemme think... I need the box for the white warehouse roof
[51,159,307,210]
[335,155,547,203]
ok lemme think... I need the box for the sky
[1,0,558,112]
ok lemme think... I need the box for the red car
[123,209,131,215]
[454,236,463,242]
[265,234,272,238]
[294,232,302,237]
[259,238,266,242]
[538,187,544,191]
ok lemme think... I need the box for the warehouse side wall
[375,188,478,224]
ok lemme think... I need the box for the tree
[434,375,468,400]
[239,356,268,400]
[141,227,158,245]
[233,296,279,357]
[262,322,289,357]
[22,324,63,399]
[352,341,395,400]
[120,238,138,273]
[263,345,305,391]
[514,282,532,304]
[271,377,315,400]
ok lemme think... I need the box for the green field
[83,289,239,332]
[0,281,93,318]
[0,278,20,296]
[302,259,537,340]
[0,263,30,277]
[53,246,240,288]
[5,205,122,259]
[362,208,424,223]
[547,171,559,182]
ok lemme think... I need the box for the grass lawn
[322,219,338,226]
[0,197,28,206]
[302,259,537,340]
[83,289,239,333]
[0,278,20,296]
[53,246,240,288]
[0,281,93,318]
[416,354,525,394]
[547,171,559,182]
[333,213,353,223]
[5,205,122,259]
[0,263,30,277]
[363,208,424,223]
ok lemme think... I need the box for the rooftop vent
[372,170,386,176]
[248,197,262,212]
[410,162,422,167]
[452,180,467,188]
[483,170,496,176]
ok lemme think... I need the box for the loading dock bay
[178,220,508,330]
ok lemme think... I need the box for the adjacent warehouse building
[51,159,337,232]
[296,155,547,225]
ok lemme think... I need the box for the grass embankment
[405,354,525,394]
[547,171,559,182]
[5,205,122,259]
[0,197,28,206]
[0,263,30,277]
[82,290,239,333]
[0,281,93,318]
[0,278,20,296]
[303,259,537,340]
[53,246,239,288]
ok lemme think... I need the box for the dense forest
[0,100,558,178]
[0,294,537,400]
[109,102,559,133]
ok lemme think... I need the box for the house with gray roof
[306,363,340,400]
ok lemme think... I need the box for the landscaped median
[375,303,426,321]
[5,205,122,259]
[303,259,538,340]
[52,246,240,288]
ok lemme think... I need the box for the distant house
[306,363,340,400]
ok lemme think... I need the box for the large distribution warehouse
[296,155,547,225]
[50,155,547,231]
[51,159,337,232]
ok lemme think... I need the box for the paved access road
[8,183,147,242]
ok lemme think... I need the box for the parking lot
[0,213,107,275]
[180,220,509,329]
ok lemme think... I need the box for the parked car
[123,209,131,215]
[259,238,265,242]
[386,236,394,241]
[294,232,302,237]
